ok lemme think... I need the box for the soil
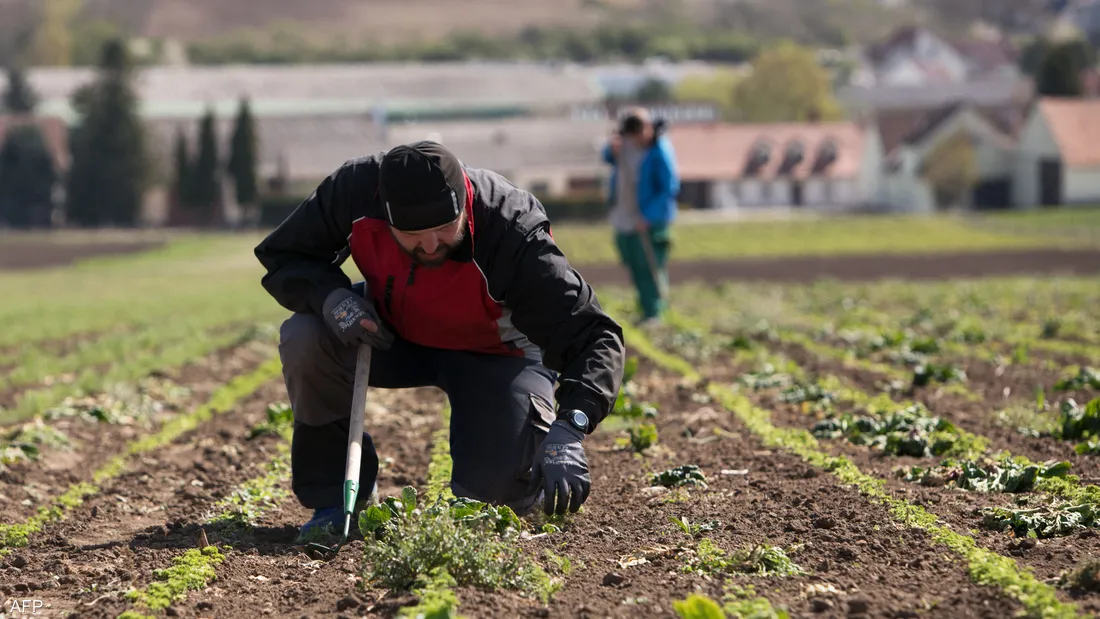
[0,241,164,271]
[760,339,1100,483]
[0,377,447,619]
[0,340,274,525]
[457,357,1027,618]
[578,249,1100,286]
[697,347,1100,614]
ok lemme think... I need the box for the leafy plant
[981,503,1098,539]
[900,457,1070,493]
[812,405,984,458]
[1053,368,1100,392]
[652,464,709,489]
[1059,397,1100,442]
[1058,560,1100,593]
[777,382,836,413]
[737,364,794,391]
[911,362,967,388]
[248,402,293,439]
[617,422,659,453]
[357,486,556,601]
[612,357,659,419]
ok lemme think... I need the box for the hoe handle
[343,343,372,516]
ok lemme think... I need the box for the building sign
[569,101,719,123]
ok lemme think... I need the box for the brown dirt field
[696,348,1100,614]
[0,241,164,271]
[578,249,1100,286]
[457,357,1025,618]
[0,341,272,526]
[753,339,1100,484]
[0,378,446,619]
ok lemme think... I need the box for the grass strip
[0,356,282,553]
[619,319,1086,619]
[425,404,455,503]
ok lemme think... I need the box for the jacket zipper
[384,276,394,314]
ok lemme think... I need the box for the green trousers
[614,223,671,320]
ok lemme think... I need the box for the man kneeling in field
[254,140,626,542]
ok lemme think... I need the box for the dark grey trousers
[278,306,557,515]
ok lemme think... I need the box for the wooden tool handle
[344,343,372,497]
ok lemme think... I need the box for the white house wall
[858,128,884,205]
[708,182,739,210]
[1013,107,1060,208]
[1064,167,1100,204]
[804,179,827,205]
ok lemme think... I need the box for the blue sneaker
[295,483,379,544]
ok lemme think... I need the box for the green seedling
[981,503,1098,539]
[669,515,719,539]
[1059,397,1100,441]
[652,464,709,489]
[736,364,794,391]
[777,382,837,413]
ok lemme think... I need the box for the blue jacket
[602,135,680,226]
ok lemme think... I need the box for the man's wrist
[556,409,591,436]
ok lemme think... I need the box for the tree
[64,38,149,227]
[170,126,192,213]
[227,97,259,223]
[190,107,221,224]
[730,40,845,123]
[674,68,744,121]
[920,131,979,210]
[27,0,79,66]
[0,123,58,228]
[633,78,674,102]
[1036,38,1091,96]
[2,64,38,113]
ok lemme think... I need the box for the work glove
[530,419,591,516]
[321,287,395,350]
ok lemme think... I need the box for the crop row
[615,317,1089,619]
[0,356,282,554]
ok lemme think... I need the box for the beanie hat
[378,140,467,231]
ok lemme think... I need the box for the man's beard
[392,215,468,268]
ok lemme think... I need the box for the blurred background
[0,0,1099,268]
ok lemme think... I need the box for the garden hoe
[306,341,372,558]
[640,233,669,306]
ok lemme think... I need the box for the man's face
[388,208,467,268]
[624,123,653,148]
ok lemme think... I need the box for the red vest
[347,178,538,359]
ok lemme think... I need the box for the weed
[542,549,583,576]
[397,567,466,619]
[248,402,293,439]
[124,546,225,611]
[358,487,557,602]
[1059,397,1100,442]
[652,464,709,489]
[0,418,70,468]
[681,539,804,578]
[1059,560,1100,593]
[613,361,659,419]
[737,365,794,391]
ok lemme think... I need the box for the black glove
[530,419,590,516]
[320,288,395,350]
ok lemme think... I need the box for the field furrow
[484,355,1027,618]
[125,387,451,619]
[0,338,276,526]
[621,322,1090,619]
